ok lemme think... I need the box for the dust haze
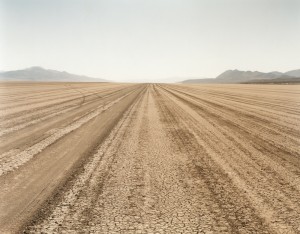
[1,0,300,233]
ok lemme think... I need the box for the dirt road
[0,82,299,233]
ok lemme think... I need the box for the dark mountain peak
[226,69,239,73]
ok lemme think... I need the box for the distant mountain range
[181,69,300,84]
[0,67,108,82]
[1,66,299,84]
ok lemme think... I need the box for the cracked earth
[0,82,299,233]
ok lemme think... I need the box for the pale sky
[1,0,299,82]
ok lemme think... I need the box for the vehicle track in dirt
[0,82,145,232]
[0,82,299,233]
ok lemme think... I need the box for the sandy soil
[0,82,299,233]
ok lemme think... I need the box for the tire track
[0,83,145,233]
[0,90,135,176]
[26,85,146,233]
[0,85,138,155]
[1,82,299,233]
[0,86,133,137]
[0,86,126,130]
[156,85,300,233]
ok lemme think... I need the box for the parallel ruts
[0,83,299,233]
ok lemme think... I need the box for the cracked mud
[0,82,299,233]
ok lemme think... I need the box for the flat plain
[0,82,300,233]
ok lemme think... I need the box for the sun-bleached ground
[0,82,299,233]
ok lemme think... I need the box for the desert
[0,82,299,233]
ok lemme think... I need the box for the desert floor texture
[0,82,300,233]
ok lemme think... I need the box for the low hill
[0,67,108,82]
[244,77,300,84]
[215,69,291,83]
[181,69,299,84]
[284,69,300,77]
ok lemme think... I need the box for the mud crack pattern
[0,82,299,233]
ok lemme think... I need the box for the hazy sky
[1,0,299,82]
